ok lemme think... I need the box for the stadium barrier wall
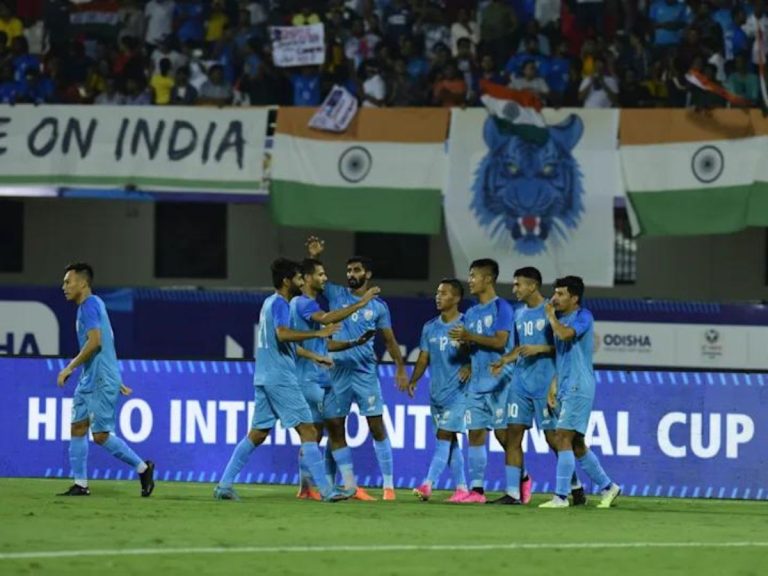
[2,357,766,500]
[2,287,768,369]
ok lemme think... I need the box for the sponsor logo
[595,331,653,354]
[0,301,60,356]
[535,319,546,331]
[363,309,374,322]
[701,328,723,360]
[484,315,493,328]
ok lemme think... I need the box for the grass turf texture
[0,479,765,576]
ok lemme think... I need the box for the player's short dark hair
[439,278,464,299]
[554,275,585,303]
[271,258,301,289]
[301,258,323,276]
[470,258,499,282]
[514,266,542,286]
[65,262,94,286]
[347,255,373,274]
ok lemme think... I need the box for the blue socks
[556,450,576,497]
[505,465,522,499]
[299,450,313,488]
[101,435,144,469]
[578,449,611,491]
[69,435,88,487]
[333,446,357,489]
[425,439,451,486]
[373,438,394,489]
[300,442,333,496]
[219,436,256,488]
[468,445,487,489]
[324,446,338,486]
[448,441,467,489]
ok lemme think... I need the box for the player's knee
[367,417,386,441]
[508,425,525,445]
[494,429,507,447]
[436,429,454,442]
[468,429,486,445]
[92,432,109,445]
[70,421,89,437]
[248,428,269,445]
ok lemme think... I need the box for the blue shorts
[507,386,556,431]
[72,380,120,433]
[431,396,467,434]
[555,393,594,435]
[323,366,383,419]
[301,381,327,424]
[251,383,313,430]
[465,384,510,430]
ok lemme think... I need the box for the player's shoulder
[423,316,441,331]
[577,307,595,322]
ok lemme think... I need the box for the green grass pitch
[0,479,765,576]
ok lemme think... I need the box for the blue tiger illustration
[471,113,585,255]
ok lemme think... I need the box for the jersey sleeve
[571,308,594,338]
[419,323,430,352]
[298,297,322,322]
[494,300,514,332]
[272,298,291,329]
[376,299,392,330]
[324,282,346,308]
[80,299,101,332]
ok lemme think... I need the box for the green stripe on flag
[747,183,768,227]
[270,180,442,234]
[628,186,755,235]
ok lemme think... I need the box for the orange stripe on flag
[478,80,543,111]
[275,107,449,142]
[619,109,755,145]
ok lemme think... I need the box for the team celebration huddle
[56,235,620,509]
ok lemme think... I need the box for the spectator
[662,51,688,106]
[0,31,8,68]
[94,76,126,105]
[175,0,205,45]
[400,35,429,79]
[618,68,652,108]
[150,37,187,73]
[416,8,451,59]
[506,36,549,78]
[122,77,152,105]
[119,0,145,45]
[292,6,321,26]
[234,8,261,51]
[0,60,18,103]
[43,0,70,54]
[345,18,378,69]
[455,37,477,100]
[383,0,413,45]
[689,63,726,108]
[618,32,651,79]
[478,53,505,86]
[199,63,233,105]
[543,41,573,104]
[480,0,518,66]
[144,0,175,49]
[388,56,424,105]
[678,27,706,72]
[11,37,39,83]
[112,36,146,84]
[726,53,759,104]
[450,8,478,56]
[206,0,230,44]
[579,55,618,107]
[649,0,690,55]
[17,67,55,104]
[743,0,768,66]
[535,0,562,33]
[170,65,198,104]
[428,42,452,83]
[291,65,322,106]
[0,2,23,47]
[246,1,268,28]
[23,18,46,55]
[361,59,386,107]
[509,59,550,101]
[432,59,467,106]
[516,19,550,56]
[580,38,597,76]
[728,7,750,60]
[691,1,723,54]
[643,60,670,105]
[150,57,174,104]
[238,45,291,105]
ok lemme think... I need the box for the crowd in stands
[0,0,765,109]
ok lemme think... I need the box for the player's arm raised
[406,350,429,397]
[276,323,340,343]
[327,328,376,352]
[57,327,102,386]
[310,286,381,325]
[544,303,577,341]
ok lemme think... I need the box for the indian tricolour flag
[620,109,765,236]
[270,108,447,234]
[70,0,121,39]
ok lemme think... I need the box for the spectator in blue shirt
[542,41,573,104]
[505,36,549,79]
[291,66,322,106]
[175,0,205,45]
[17,69,56,104]
[649,0,690,51]
[11,37,40,83]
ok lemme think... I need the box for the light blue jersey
[290,295,331,388]
[254,294,296,387]
[512,304,555,397]
[419,314,466,407]
[554,307,596,399]
[75,295,120,392]
[464,297,514,394]
[325,282,391,373]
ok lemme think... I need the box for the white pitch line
[2,542,767,561]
